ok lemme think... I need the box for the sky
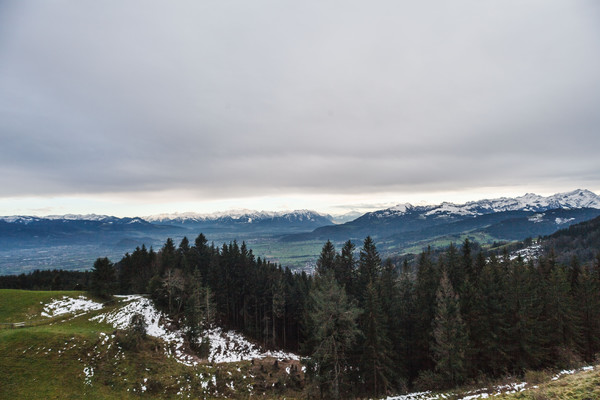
[1,1,600,217]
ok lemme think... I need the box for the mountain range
[144,209,334,231]
[1,189,599,274]
[282,189,600,246]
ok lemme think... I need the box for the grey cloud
[1,1,600,201]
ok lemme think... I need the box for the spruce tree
[475,254,509,375]
[305,272,361,399]
[396,259,417,381]
[575,267,600,361]
[357,236,381,299]
[335,240,356,296]
[431,270,468,387]
[359,279,396,396]
[91,257,116,299]
[414,248,439,373]
[504,256,544,371]
[316,240,336,276]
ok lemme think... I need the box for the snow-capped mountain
[0,214,139,224]
[0,215,161,247]
[145,209,334,231]
[373,189,600,219]
[286,189,600,244]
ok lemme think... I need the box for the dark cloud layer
[1,1,600,201]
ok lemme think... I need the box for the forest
[2,233,600,399]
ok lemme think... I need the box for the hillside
[0,290,304,399]
[4,289,599,400]
[283,190,600,257]
[540,214,600,266]
[385,365,600,399]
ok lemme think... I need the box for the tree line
[306,238,600,398]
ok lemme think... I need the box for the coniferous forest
[3,234,600,399]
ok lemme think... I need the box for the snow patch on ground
[90,295,197,366]
[509,244,542,262]
[386,366,595,400]
[555,217,575,225]
[385,381,529,400]
[83,366,94,386]
[204,327,300,363]
[528,213,545,223]
[552,365,594,381]
[91,295,299,365]
[41,296,103,317]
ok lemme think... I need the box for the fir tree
[359,280,396,396]
[91,257,116,299]
[357,236,381,298]
[396,259,417,381]
[305,272,361,399]
[575,267,600,361]
[316,240,336,276]
[335,240,356,296]
[414,248,439,373]
[431,270,468,386]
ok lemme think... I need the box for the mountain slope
[537,214,600,265]
[0,216,176,246]
[0,290,304,399]
[282,189,600,250]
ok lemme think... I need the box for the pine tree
[316,240,336,276]
[396,259,417,381]
[475,254,509,375]
[91,257,116,299]
[445,243,462,292]
[305,272,361,399]
[359,279,396,396]
[159,238,177,276]
[504,256,544,371]
[575,267,600,361]
[431,270,468,386]
[357,236,381,298]
[414,248,439,373]
[543,264,579,362]
[335,240,356,296]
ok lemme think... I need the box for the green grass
[396,231,498,255]
[247,239,323,269]
[0,289,304,399]
[0,289,88,322]
[496,368,600,400]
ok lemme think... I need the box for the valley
[2,189,600,275]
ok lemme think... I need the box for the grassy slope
[0,289,87,322]
[498,368,600,400]
[0,290,303,399]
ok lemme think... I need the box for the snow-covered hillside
[37,294,299,367]
[89,295,299,366]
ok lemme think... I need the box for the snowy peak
[0,214,152,226]
[390,203,413,213]
[376,189,600,219]
[145,209,334,225]
[544,189,600,209]
[45,214,112,221]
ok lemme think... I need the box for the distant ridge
[283,189,600,245]
[145,209,333,224]
[371,189,600,219]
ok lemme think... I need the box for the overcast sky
[1,1,599,217]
